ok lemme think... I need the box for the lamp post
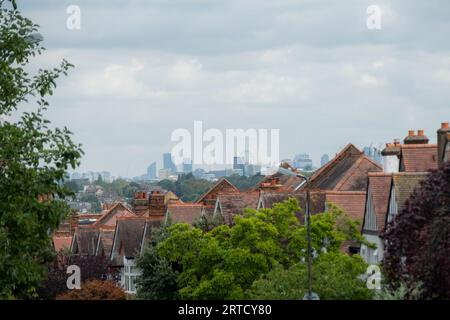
[278,163,319,300]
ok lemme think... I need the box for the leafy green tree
[249,252,373,300]
[0,2,82,299]
[137,198,366,300]
[136,227,179,300]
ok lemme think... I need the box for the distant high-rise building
[293,154,313,170]
[147,162,157,179]
[233,156,245,171]
[163,153,177,173]
[320,154,330,167]
[100,171,111,183]
[363,145,382,164]
[182,159,193,173]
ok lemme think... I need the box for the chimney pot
[442,122,449,129]
[418,129,424,136]
[408,130,415,136]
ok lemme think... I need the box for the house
[110,217,146,294]
[95,227,115,257]
[359,125,450,264]
[164,203,205,225]
[304,144,383,192]
[196,178,240,207]
[256,173,305,192]
[132,190,181,221]
[213,190,261,225]
[360,173,392,264]
[70,228,100,255]
[324,191,367,224]
[257,190,326,217]
[52,235,73,253]
[383,129,438,173]
[361,172,428,264]
[92,202,136,228]
[437,122,450,166]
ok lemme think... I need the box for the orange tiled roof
[166,203,204,224]
[400,144,438,172]
[93,202,136,227]
[325,191,367,223]
[307,144,382,191]
[216,190,260,224]
[53,236,72,252]
[366,173,392,231]
[196,178,239,205]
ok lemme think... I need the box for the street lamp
[278,163,319,300]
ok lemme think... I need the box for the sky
[16,0,450,178]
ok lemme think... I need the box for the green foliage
[136,246,179,300]
[174,173,213,202]
[249,252,373,300]
[138,198,368,300]
[0,3,82,298]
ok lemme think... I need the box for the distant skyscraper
[147,162,157,179]
[363,146,382,164]
[182,159,193,173]
[233,156,245,173]
[320,154,330,167]
[293,154,313,170]
[163,153,177,173]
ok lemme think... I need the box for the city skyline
[20,1,450,177]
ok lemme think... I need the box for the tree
[38,250,117,299]
[382,162,450,299]
[0,2,83,299]
[137,198,366,299]
[56,279,126,300]
[136,227,179,300]
[249,252,373,300]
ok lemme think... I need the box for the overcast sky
[18,0,450,177]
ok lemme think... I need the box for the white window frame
[122,257,141,294]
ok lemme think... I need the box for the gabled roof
[391,172,428,213]
[95,229,115,257]
[307,144,382,191]
[400,144,438,172]
[325,191,367,223]
[196,178,239,204]
[111,217,146,263]
[258,190,326,216]
[140,219,162,255]
[362,173,392,232]
[215,190,260,225]
[256,173,305,192]
[70,228,99,255]
[165,203,204,225]
[93,202,136,227]
[53,236,73,252]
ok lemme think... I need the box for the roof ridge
[195,177,239,203]
[309,143,361,185]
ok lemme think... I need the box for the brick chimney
[133,191,149,215]
[148,190,166,217]
[69,213,79,235]
[437,122,450,166]
[403,129,429,144]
